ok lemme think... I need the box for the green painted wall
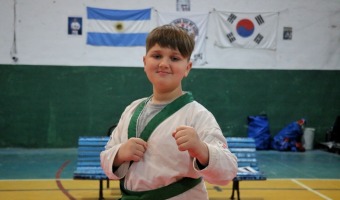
[1,65,339,147]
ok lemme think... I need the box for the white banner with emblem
[156,11,209,66]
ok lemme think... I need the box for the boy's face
[143,43,192,94]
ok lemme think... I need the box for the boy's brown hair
[145,25,195,60]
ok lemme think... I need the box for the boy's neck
[151,89,184,104]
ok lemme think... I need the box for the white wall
[1,0,339,69]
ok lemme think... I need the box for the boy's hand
[172,125,209,166]
[114,138,147,166]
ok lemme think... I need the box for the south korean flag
[214,10,279,50]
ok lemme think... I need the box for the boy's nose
[158,59,170,68]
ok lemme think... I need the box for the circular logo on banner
[115,22,124,32]
[236,19,254,38]
[170,18,199,39]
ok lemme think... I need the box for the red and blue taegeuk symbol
[236,19,254,38]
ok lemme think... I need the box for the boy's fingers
[136,144,147,152]
[173,125,190,138]
[175,125,189,132]
[134,150,145,158]
[132,138,148,149]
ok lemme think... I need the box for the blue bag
[271,119,306,152]
[247,115,271,150]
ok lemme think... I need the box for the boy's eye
[171,57,180,61]
[150,53,183,61]
[151,54,161,59]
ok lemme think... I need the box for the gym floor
[0,148,340,200]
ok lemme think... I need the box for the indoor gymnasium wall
[0,0,339,147]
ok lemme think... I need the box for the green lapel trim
[127,98,148,140]
[128,92,194,141]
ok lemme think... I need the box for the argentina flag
[213,10,279,50]
[87,7,151,47]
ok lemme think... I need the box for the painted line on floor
[291,179,332,200]
[55,160,76,200]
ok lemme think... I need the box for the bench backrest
[226,137,259,170]
[73,136,110,180]
[226,137,266,180]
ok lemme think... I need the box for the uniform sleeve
[190,106,238,185]
[100,138,131,179]
[193,136,238,185]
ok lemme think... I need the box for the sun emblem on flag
[115,22,124,32]
[170,18,199,40]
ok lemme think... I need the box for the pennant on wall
[213,10,279,50]
[157,11,209,65]
[87,7,151,47]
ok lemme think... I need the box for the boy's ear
[184,61,192,77]
[143,56,146,70]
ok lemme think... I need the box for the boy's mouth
[157,71,171,75]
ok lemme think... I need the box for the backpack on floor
[247,115,271,150]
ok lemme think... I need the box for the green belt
[120,177,202,200]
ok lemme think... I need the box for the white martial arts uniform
[100,94,238,200]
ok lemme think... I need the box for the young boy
[100,25,237,200]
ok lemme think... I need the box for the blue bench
[226,137,267,200]
[74,136,266,200]
[73,136,110,200]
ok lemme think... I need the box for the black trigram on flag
[255,15,265,25]
[254,34,264,44]
[226,32,236,43]
[227,13,237,24]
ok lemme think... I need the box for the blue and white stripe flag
[213,10,279,50]
[87,7,152,47]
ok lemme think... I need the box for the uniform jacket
[100,95,238,200]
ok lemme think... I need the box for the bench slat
[229,148,256,153]
[77,162,101,167]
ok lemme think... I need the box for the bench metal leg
[106,178,110,188]
[99,179,104,200]
[230,180,240,200]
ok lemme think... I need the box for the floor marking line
[291,179,332,200]
[55,160,76,200]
